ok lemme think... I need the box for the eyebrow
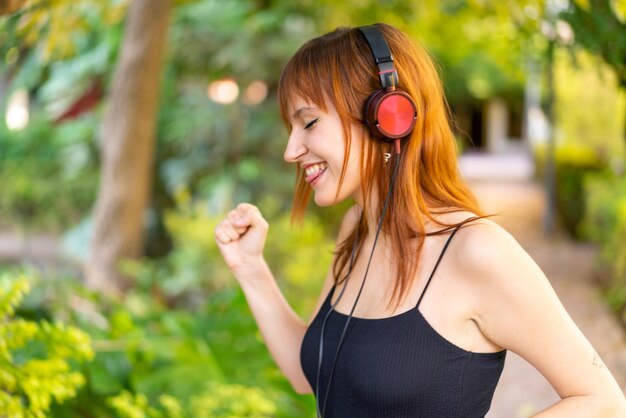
[292,106,318,119]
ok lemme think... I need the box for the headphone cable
[316,139,402,418]
[314,225,359,417]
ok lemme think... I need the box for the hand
[214,203,269,274]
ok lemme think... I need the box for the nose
[283,130,307,163]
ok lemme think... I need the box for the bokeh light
[243,80,268,106]
[5,88,29,131]
[207,78,239,104]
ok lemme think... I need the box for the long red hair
[278,23,490,311]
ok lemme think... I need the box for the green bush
[37,274,315,418]
[582,172,626,322]
[107,384,278,418]
[534,144,605,238]
[0,274,94,417]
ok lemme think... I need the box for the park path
[460,152,626,417]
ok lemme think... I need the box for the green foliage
[555,161,602,238]
[155,0,315,190]
[0,113,99,232]
[581,172,626,321]
[534,47,626,239]
[262,197,336,318]
[122,187,335,314]
[36,273,315,417]
[120,186,234,303]
[0,0,127,122]
[535,144,605,238]
[560,0,626,88]
[0,274,94,417]
[189,384,277,418]
[554,49,626,163]
[317,0,544,101]
[107,391,184,418]
[107,384,278,418]
[0,0,128,63]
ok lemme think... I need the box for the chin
[313,193,337,207]
[312,188,352,207]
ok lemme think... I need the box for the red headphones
[357,25,417,142]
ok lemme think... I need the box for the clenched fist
[214,203,269,274]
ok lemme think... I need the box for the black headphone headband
[357,25,399,90]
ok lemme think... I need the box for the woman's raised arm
[214,203,360,394]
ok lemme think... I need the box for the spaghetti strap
[415,222,465,309]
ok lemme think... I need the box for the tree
[560,0,626,146]
[86,0,172,295]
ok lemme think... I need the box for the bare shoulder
[438,212,542,308]
[451,215,526,274]
[446,214,556,342]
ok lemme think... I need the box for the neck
[355,195,441,243]
[354,192,391,248]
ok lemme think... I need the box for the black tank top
[300,224,507,417]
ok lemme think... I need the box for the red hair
[278,24,490,311]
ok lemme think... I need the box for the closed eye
[304,118,320,130]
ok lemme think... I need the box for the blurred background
[0,0,625,416]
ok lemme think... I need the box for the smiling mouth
[304,163,328,183]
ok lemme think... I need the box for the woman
[214,23,626,417]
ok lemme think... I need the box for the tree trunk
[86,0,172,296]
[0,0,28,16]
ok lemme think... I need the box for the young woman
[214,23,626,417]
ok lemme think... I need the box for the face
[283,96,365,207]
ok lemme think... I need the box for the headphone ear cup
[364,89,417,141]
